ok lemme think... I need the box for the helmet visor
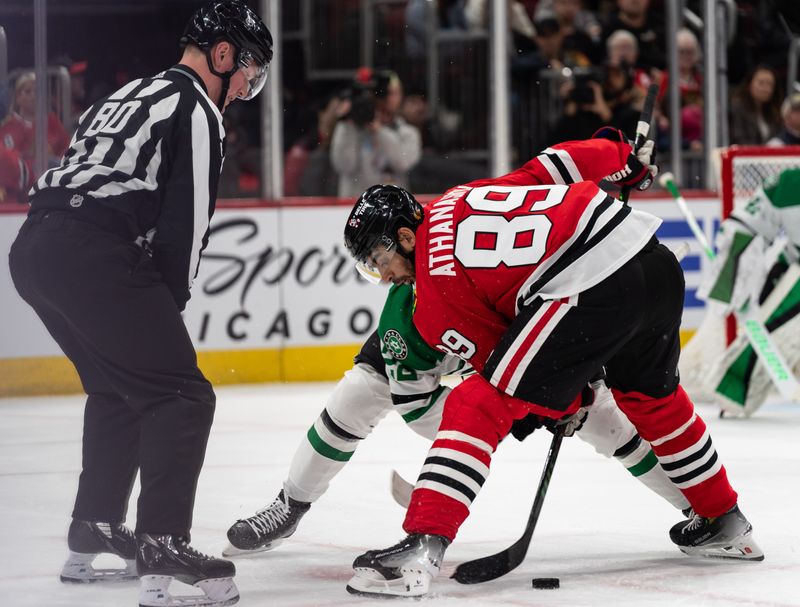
[354,237,397,284]
[237,50,269,100]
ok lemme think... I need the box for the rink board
[0,194,720,395]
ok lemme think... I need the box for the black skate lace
[246,496,290,536]
[176,538,213,560]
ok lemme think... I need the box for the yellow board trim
[0,344,363,397]
[0,330,697,397]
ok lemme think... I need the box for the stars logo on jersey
[383,329,408,360]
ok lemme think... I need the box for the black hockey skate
[60,519,138,583]
[136,534,238,607]
[223,490,311,556]
[346,533,450,598]
[669,504,764,561]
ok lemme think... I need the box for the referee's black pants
[9,210,215,537]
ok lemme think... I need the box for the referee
[8,2,271,605]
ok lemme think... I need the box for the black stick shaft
[452,429,565,584]
[620,82,659,203]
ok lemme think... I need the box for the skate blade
[679,532,765,561]
[222,538,283,557]
[346,567,431,598]
[139,574,239,607]
[60,553,137,583]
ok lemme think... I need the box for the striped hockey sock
[613,386,737,517]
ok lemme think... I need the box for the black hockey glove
[544,382,597,437]
[593,126,657,191]
[510,413,544,442]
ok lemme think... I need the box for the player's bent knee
[324,363,391,438]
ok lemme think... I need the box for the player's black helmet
[181,1,273,100]
[344,184,423,265]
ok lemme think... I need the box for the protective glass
[237,50,269,100]
[355,238,397,284]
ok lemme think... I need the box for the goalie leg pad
[710,269,800,415]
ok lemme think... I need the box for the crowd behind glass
[1,0,799,205]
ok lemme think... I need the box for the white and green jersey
[703,168,800,307]
[378,284,469,438]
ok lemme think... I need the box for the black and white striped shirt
[29,64,224,310]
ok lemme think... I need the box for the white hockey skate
[346,533,449,598]
[669,504,764,561]
[136,534,238,607]
[223,490,310,556]
[60,520,138,583]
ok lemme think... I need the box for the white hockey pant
[577,384,690,511]
[284,364,392,503]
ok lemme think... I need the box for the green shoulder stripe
[379,284,443,371]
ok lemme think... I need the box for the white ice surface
[1,383,799,607]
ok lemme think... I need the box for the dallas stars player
[698,167,800,416]
[223,284,690,556]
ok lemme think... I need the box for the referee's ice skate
[224,490,311,556]
[136,534,238,607]
[669,504,764,561]
[59,520,138,583]
[346,533,449,598]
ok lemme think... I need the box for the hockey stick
[620,83,659,203]
[452,428,565,584]
[660,172,800,401]
[390,469,413,508]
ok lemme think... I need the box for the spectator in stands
[675,28,703,149]
[397,92,485,193]
[284,92,349,197]
[658,28,704,151]
[331,69,421,197]
[406,0,468,59]
[768,92,800,146]
[0,147,32,205]
[524,17,592,76]
[605,29,654,99]
[535,0,603,65]
[603,0,665,72]
[465,0,538,59]
[67,60,90,132]
[601,61,640,139]
[217,108,252,198]
[729,65,782,145]
[547,67,612,143]
[0,72,70,172]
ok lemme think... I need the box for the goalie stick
[660,172,800,402]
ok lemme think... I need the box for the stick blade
[452,551,515,584]
[390,469,413,508]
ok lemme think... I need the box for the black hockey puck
[531,577,560,589]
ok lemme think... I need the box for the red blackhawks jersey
[413,138,661,373]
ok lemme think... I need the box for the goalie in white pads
[694,167,800,416]
[224,282,692,557]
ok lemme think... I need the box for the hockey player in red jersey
[342,131,763,598]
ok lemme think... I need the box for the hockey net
[679,146,800,404]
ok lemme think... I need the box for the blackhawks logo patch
[383,329,408,360]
